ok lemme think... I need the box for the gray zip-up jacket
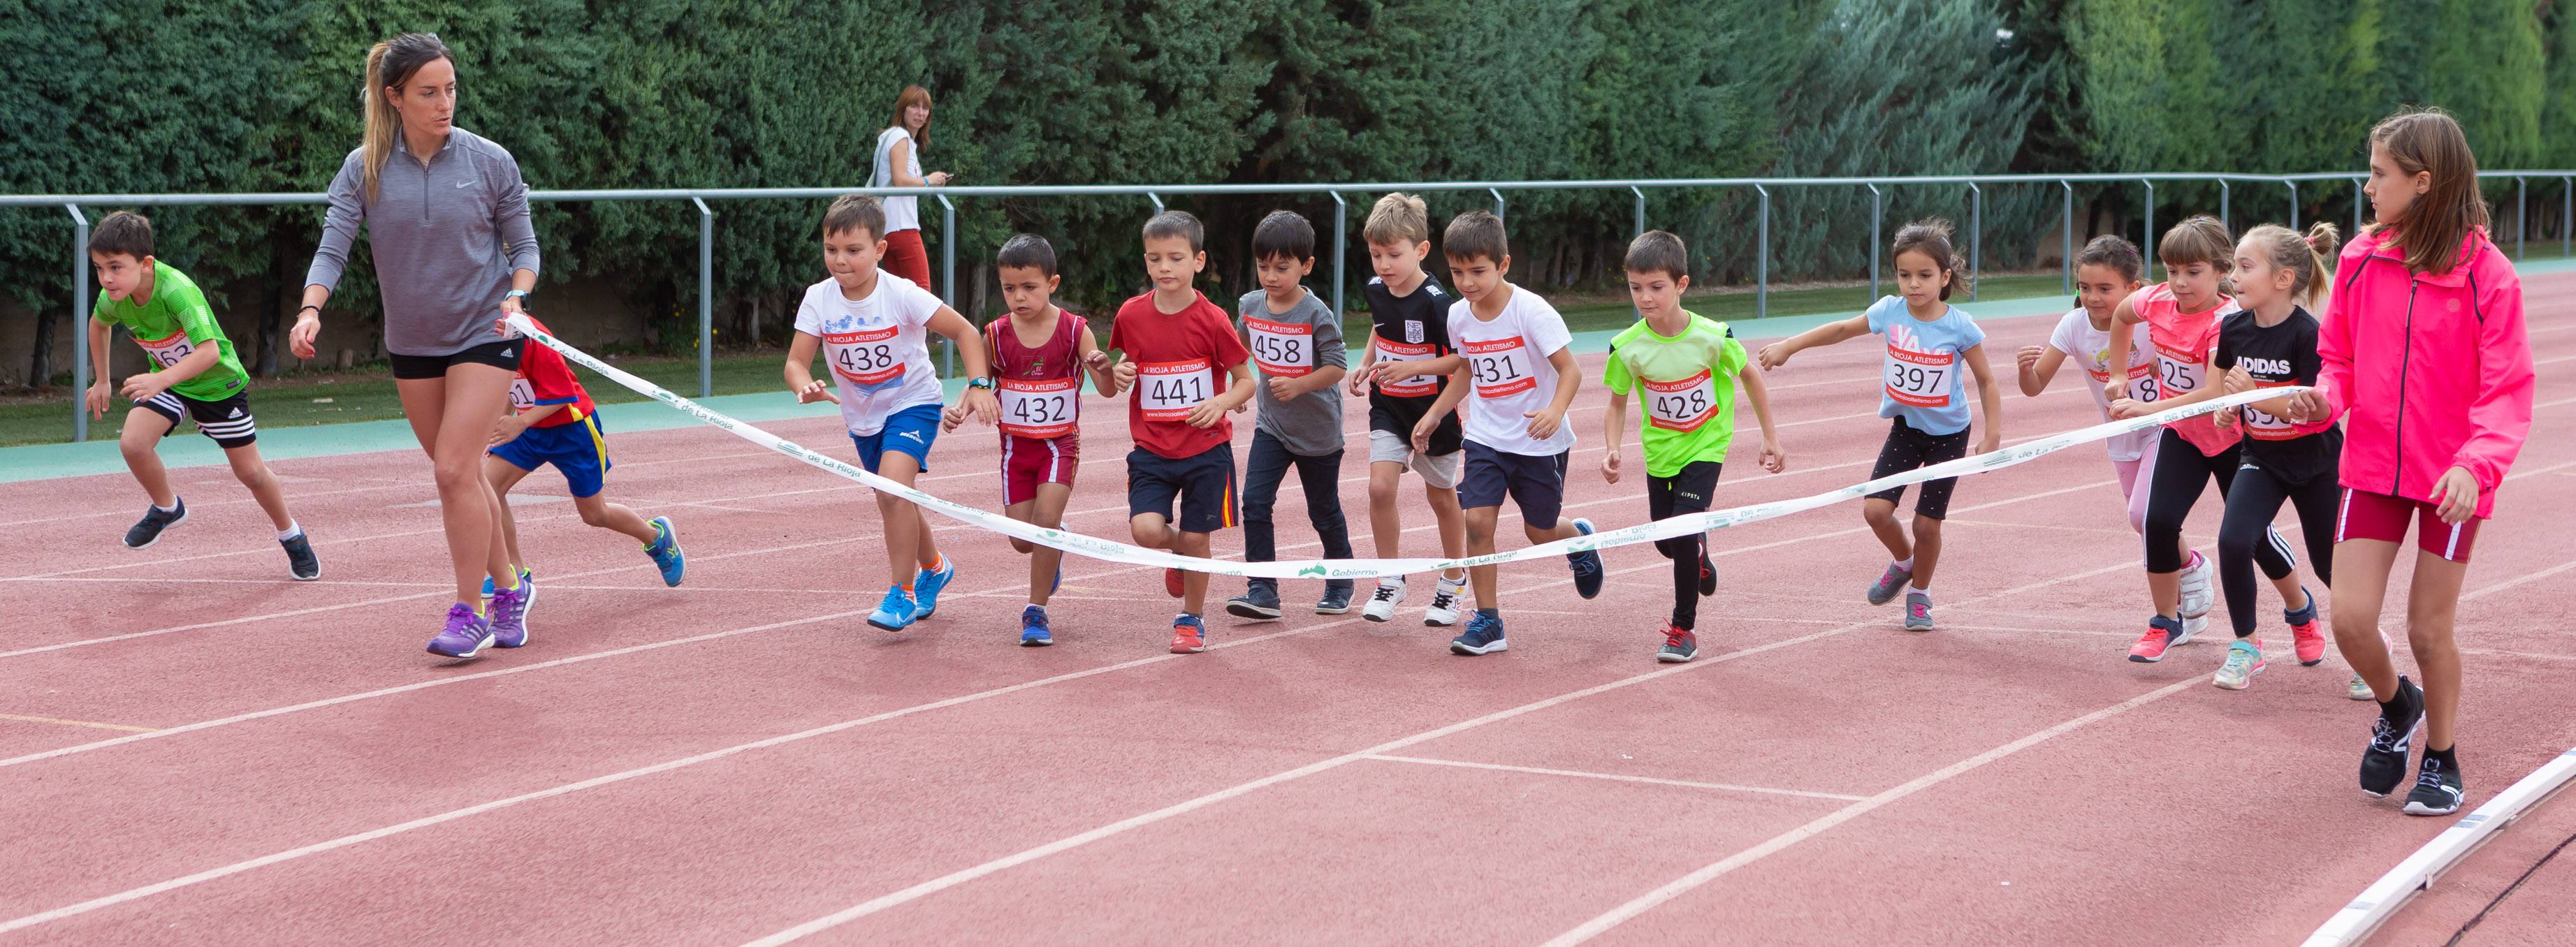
[305,127,541,356]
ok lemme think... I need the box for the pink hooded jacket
[2316,227,2534,519]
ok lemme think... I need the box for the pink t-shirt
[2135,283,2240,457]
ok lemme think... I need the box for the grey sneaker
[1225,581,1283,620]
[1868,561,1914,605]
[1903,591,1935,631]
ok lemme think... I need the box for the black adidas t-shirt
[1364,274,1462,455]
[2213,307,2341,483]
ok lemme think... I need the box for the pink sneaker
[2127,615,2192,663]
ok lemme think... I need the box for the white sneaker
[1362,580,1407,623]
[2178,550,2215,619]
[2183,614,2208,639]
[1422,575,1466,626]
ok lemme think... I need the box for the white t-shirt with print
[1447,285,1577,456]
[794,272,945,436]
[2046,308,2158,462]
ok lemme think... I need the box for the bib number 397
[1643,370,1718,432]
[1137,359,1214,422]
[1884,344,1954,407]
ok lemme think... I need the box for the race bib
[508,377,537,411]
[1643,370,1719,432]
[2090,360,2158,404]
[1245,316,1314,377]
[135,329,196,369]
[1137,358,1214,422]
[2243,380,2299,439]
[2153,341,2208,399]
[1462,336,1537,399]
[1372,335,1440,397]
[999,376,1078,439]
[1884,343,1955,408]
[826,326,905,386]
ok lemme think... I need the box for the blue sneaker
[481,566,532,600]
[1567,517,1605,600]
[1020,605,1053,647]
[867,586,920,631]
[912,558,957,618]
[644,517,685,587]
[1450,611,1508,655]
[427,603,495,659]
[490,575,535,648]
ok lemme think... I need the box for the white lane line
[1362,754,1870,802]
[1540,677,2202,945]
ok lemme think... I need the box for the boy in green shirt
[1600,230,1783,661]
[85,212,317,578]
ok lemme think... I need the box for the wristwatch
[966,376,995,390]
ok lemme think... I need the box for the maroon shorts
[2336,487,2482,564]
[1001,434,1079,506]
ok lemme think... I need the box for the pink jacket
[2317,228,2534,519]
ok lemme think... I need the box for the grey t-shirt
[305,127,542,357]
[1237,288,1346,456]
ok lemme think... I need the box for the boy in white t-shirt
[785,195,999,633]
[1385,211,1604,656]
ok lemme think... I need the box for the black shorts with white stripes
[138,390,258,448]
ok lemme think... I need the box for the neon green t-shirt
[1603,312,1746,477]
[92,260,249,402]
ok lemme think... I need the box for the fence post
[68,203,89,443]
[1146,192,1163,213]
[938,194,958,375]
[1868,182,1882,300]
[2353,178,2366,240]
[1330,191,1347,323]
[1754,184,1770,321]
[2516,176,2526,259]
[692,198,714,398]
[1967,182,1981,302]
[2219,180,2229,230]
[1490,187,1505,222]
[2060,180,2074,296]
[2563,175,2571,259]
[1630,186,1645,240]
[2143,179,2156,282]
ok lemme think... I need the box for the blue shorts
[1460,441,1569,530]
[850,402,944,474]
[490,413,612,498]
[1127,443,1237,534]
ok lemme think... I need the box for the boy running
[481,312,686,622]
[1599,231,1786,662]
[83,211,319,579]
[1107,210,1258,654]
[1387,211,1606,656]
[785,195,999,633]
[1348,193,1471,625]
[1226,211,1356,620]
[947,234,1117,646]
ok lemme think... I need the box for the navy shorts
[1460,441,1569,530]
[849,402,943,474]
[490,413,612,498]
[1128,443,1237,534]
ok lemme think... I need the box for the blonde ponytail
[2243,222,2343,309]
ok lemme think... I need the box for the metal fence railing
[8,169,2572,442]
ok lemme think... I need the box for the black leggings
[1649,462,1723,631]
[2141,427,2293,577]
[2216,463,2337,637]
[1865,417,1971,520]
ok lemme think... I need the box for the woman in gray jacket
[291,33,539,660]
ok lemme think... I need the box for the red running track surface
[2,278,2573,945]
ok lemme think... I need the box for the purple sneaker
[490,577,535,648]
[428,603,495,659]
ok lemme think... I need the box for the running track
[2,277,2572,945]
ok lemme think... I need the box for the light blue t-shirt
[1865,295,1986,436]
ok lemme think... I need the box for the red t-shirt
[1109,291,1249,459]
[511,316,595,428]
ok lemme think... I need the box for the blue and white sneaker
[1450,611,1508,655]
[644,516,685,587]
[912,558,957,618]
[481,566,532,599]
[867,586,920,631]
[1567,517,1605,599]
[1020,605,1053,647]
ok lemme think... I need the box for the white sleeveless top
[870,127,924,233]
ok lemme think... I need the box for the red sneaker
[1170,615,1206,654]
[2287,586,2326,666]
[2128,615,2191,663]
[1165,567,1185,598]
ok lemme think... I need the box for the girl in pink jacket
[2294,109,2535,816]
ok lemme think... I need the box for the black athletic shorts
[389,339,523,380]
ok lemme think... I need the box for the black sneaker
[1567,518,1606,600]
[124,498,187,549]
[2362,676,2424,798]
[1314,583,1354,615]
[282,532,320,580]
[1224,581,1283,620]
[1697,552,1717,596]
[2403,754,2464,815]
